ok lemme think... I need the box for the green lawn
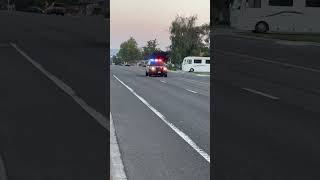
[238,32,320,43]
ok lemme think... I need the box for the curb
[110,113,127,180]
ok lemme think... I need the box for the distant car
[22,6,44,14]
[45,3,66,15]
[145,59,167,77]
[125,64,130,66]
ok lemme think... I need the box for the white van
[181,56,210,72]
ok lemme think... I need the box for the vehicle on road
[145,58,168,77]
[45,2,66,16]
[181,56,210,72]
[230,0,320,33]
[21,6,44,14]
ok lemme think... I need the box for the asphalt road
[110,65,210,179]
[213,34,320,179]
[0,11,109,179]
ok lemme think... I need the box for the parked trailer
[230,0,320,33]
[181,56,210,72]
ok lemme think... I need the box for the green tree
[169,15,204,65]
[199,23,210,56]
[142,39,160,59]
[111,55,122,65]
[117,37,142,63]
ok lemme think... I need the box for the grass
[238,32,320,43]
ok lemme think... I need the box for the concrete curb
[110,113,127,180]
[0,153,8,180]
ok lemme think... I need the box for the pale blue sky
[111,0,210,50]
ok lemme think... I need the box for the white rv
[181,56,210,72]
[230,0,320,33]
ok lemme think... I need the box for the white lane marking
[160,80,167,83]
[195,74,210,77]
[10,43,109,131]
[242,88,279,100]
[110,113,128,180]
[215,49,320,73]
[185,89,198,94]
[0,153,8,180]
[175,77,209,85]
[113,74,210,163]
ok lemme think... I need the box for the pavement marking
[215,49,320,73]
[10,42,109,131]
[160,80,167,83]
[242,88,279,100]
[110,113,128,180]
[113,74,210,163]
[0,153,8,180]
[185,89,198,94]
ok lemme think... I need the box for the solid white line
[185,89,198,94]
[113,74,210,163]
[110,113,127,180]
[215,49,320,73]
[0,154,8,180]
[10,42,109,131]
[242,88,279,100]
[195,74,210,77]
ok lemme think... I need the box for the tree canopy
[116,37,142,63]
[169,15,210,64]
[142,39,160,59]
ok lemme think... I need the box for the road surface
[213,34,320,179]
[110,65,210,180]
[0,11,109,179]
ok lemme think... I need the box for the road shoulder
[110,113,127,180]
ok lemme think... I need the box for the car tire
[146,72,148,76]
[255,22,269,33]
[189,68,194,72]
[164,74,167,77]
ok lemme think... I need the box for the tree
[199,23,210,56]
[111,55,122,65]
[117,37,142,63]
[169,15,204,65]
[142,39,160,59]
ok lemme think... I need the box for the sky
[110,0,210,50]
